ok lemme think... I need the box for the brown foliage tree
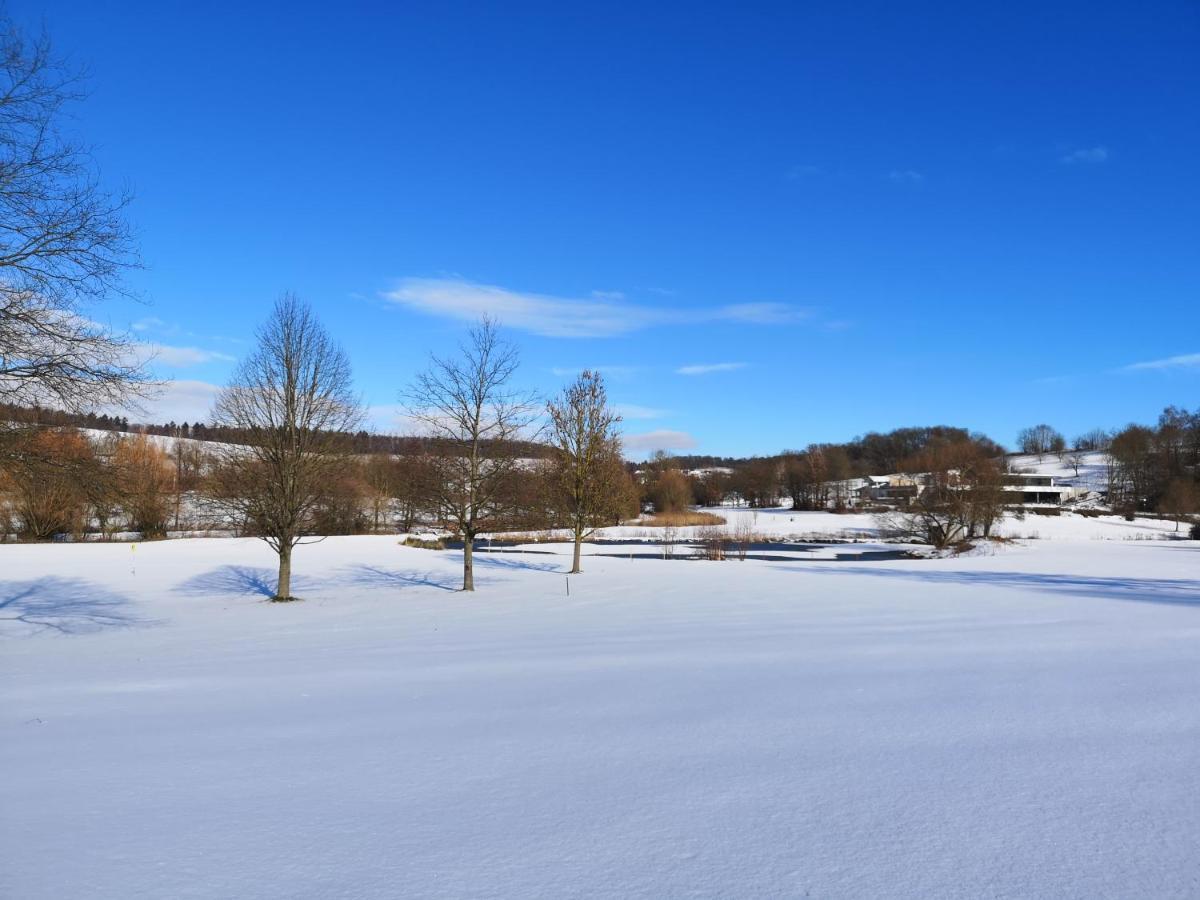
[546,370,626,573]
[112,434,173,537]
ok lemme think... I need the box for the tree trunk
[275,544,293,601]
[570,532,583,574]
[462,535,475,591]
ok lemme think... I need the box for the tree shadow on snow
[795,566,1200,608]
[174,565,315,599]
[474,554,562,573]
[0,577,145,635]
[335,564,459,592]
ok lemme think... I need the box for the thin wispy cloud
[131,316,170,333]
[622,429,698,452]
[1060,146,1108,164]
[1121,352,1200,372]
[144,343,236,367]
[613,403,669,420]
[888,169,924,184]
[718,303,811,325]
[383,278,810,338]
[676,362,747,376]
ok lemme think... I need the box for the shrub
[696,525,727,560]
[643,511,726,527]
[1190,522,1200,541]
[112,434,174,538]
[403,536,445,550]
[3,428,94,540]
[650,468,693,513]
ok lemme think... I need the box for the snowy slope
[1007,449,1109,493]
[3,536,1200,898]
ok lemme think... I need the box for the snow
[591,505,1182,544]
[3,534,1200,898]
[1007,449,1110,493]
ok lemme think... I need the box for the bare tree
[1073,429,1111,452]
[546,370,625,574]
[403,317,538,591]
[877,438,1008,548]
[1159,478,1197,533]
[0,16,147,414]
[1017,424,1065,461]
[209,295,361,601]
[1065,449,1086,478]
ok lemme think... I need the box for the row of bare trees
[201,301,635,598]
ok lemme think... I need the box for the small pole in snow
[131,542,136,576]
[565,575,570,597]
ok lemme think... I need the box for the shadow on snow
[794,566,1200,607]
[474,555,562,573]
[335,564,459,592]
[175,565,287,598]
[0,577,145,635]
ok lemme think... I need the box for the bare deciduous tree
[546,370,625,574]
[403,317,538,591]
[0,16,147,414]
[210,295,361,601]
[1017,424,1065,461]
[1159,478,1197,533]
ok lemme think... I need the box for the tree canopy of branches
[546,370,628,574]
[209,295,362,601]
[1106,406,1200,515]
[1017,424,1066,459]
[0,15,146,414]
[403,317,538,591]
[880,436,1008,548]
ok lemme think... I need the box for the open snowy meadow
[3,528,1199,899]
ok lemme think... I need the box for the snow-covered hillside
[3,535,1199,898]
[1006,449,1110,493]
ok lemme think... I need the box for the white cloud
[613,403,669,420]
[675,362,747,376]
[116,379,222,424]
[1121,352,1200,372]
[1060,146,1109,164]
[144,343,236,367]
[131,316,168,332]
[385,277,656,338]
[383,278,810,338]
[365,403,411,433]
[622,429,698,452]
[888,169,924,184]
[717,302,811,325]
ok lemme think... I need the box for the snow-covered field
[596,505,1183,544]
[3,534,1199,898]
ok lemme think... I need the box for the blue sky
[17,1,1200,457]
